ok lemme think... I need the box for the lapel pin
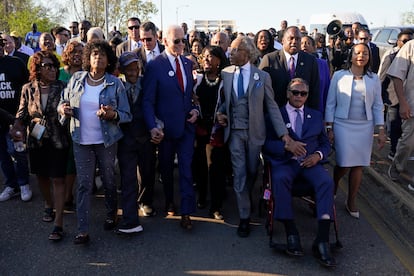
[168,70,174,77]
[253,73,259,80]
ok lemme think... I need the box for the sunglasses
[173,38,186,45]
[40,63,56,70]
[128,25,140,30]
[141,37,152,42]
[290,90,308,97]
[399,39,410,44]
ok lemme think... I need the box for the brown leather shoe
[180,215,193,230]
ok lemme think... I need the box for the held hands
[187,109,198,124]
[96,104,117,120]
[60,102,74,117]
[377,132,387,150]
[283,135,307,157]
[216,112,228,127]
[150,127,164,144]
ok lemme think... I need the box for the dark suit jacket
[11,51,30,66]
[258,50,320,110]
[369,42,380,73]
[142,52,195,139]
[263,106,331,163]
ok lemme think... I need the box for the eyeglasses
[289,90,308,97]
[141,37,152,42]
[173,38,186,44]
[128,25,140,30]
[40,63,57,71]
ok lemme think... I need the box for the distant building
[193,20,236,32]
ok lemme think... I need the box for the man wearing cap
[10,31,34,56]
[116,52,157,234]
[0,38,31,202]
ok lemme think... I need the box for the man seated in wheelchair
[262,78,336,267]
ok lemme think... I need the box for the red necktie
[175,57,184,92]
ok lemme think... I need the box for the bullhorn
[327,20,342,36]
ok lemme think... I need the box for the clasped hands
[96,104,117,120]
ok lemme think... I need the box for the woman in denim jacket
[58,40,131,244]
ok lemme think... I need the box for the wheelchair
[261,159,343,251]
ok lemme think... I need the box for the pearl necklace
[88,73,105,83]
[204,75,220,87]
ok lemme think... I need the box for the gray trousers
[73,143,118,233]
[228,129,261,219]
[394,117,414,172]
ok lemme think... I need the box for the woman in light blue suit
[325,43,387,219]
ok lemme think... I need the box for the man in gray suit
[217,36,306,237]
[116,17,142,57]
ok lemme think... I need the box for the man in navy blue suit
[142,24,198,230]
[262,78,336,267]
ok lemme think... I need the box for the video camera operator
[331,26,354,71]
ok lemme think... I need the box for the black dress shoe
[74,233,90,245]
[103,217,118,230]
[180,215,193,230]
[286,235,304,256]
[312,241,337,268]
[197,200,207,209]
[165,203,176,216]
[237,218,250,237]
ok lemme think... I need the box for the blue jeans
[73,142,117,233]
[0,127,29,189]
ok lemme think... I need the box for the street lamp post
[176,5,189,24]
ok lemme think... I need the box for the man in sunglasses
[134,21,165,74]
[142,24,199,230]
[262,77,336,268]
[0,38,31,202]
[116,17,142,57]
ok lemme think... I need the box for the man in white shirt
[116,17,142,57]
[134,21,165,74]
[10,31,34,56]
[54,26,70,56]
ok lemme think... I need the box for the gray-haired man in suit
[217,36,306,237]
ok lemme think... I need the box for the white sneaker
[0,186,19,202]
[20,184,32,201]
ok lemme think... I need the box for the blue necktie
[289,56,295,79]
[237,67,244,99]
[295,109,302,138]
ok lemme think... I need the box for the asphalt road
[0,140,412,275]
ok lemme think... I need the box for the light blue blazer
[324,69,384,125]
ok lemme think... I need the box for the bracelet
[113,111,118,120]
[325,125,332,132]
